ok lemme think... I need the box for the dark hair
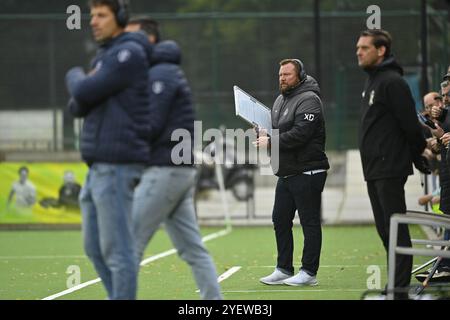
[88,0,130,28]
[88,0,120,13]
[18,166,29,174]
[128,16,161,43]
[279,59,302,78]
[359,29,392,58]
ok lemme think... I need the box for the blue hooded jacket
[66,31,153,166]
[146,40,195,166]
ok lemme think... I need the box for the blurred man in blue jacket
[65,0,153,300]
[125,18,223,300]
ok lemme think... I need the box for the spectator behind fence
[420,78,450,283]
[420,93,446,194]
[65,0,153,300]
[443,66,450,81]
[418,187,441,212]
[125,18,223,300]
[422,92,450,216]
[7,166,36,209]
[415,80,450,283]
[356,29,428,299]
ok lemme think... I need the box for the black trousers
[272,172,327,276]
[366,177,412,290]
[439,184,450,268]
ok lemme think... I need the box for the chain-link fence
[0,0,448,152]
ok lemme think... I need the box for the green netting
[0,0,448,150]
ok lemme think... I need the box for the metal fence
[0,0,448,151]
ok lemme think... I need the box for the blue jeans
[79,163,144,300]
[132,166,222,300]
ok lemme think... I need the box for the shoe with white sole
[283,270,318,286]
[259,268,292,285]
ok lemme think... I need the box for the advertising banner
[0,163,87,224]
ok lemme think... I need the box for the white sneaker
[364,294,386,300]
[283,270,318,286]
[260,268,292,285]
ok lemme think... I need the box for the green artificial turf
[0,225,428,300]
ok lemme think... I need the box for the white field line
[221,289,367,293]
[196,266,241,293]
[42,227,232,300]
[248,264,424,268]
[247,265,385,268]
[139,249,177,266]
[217,266,242,283]
[42,278,102,300]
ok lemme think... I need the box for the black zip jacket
[271,76,329,177]
[359,56,427,181]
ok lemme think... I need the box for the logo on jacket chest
[94,61,103,72]
[368,90,375,106]
[362,90,375,106]
[152,81,165,94]
[117,49,131,63]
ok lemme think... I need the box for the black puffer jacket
[66,32,153,166]
[271,76,329,177]
[359,56,426,181]
[146,40,195,166]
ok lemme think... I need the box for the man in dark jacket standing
[125,20,223,300]
[256,59,329,286]
[65,0,153,300]
[356,29,428,299]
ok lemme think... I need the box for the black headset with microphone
[292,59,307,81]
[115,0,130,28]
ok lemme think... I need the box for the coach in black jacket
[258,59,329,287]
[357,29,427,298]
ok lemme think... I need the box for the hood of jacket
[282,75,321,98]
[364,55,404,76]
[151,40,181,66]
[100,31,154,64]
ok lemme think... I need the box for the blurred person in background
[125,18,223,300]
[65,0,153,300]
[419,92,445,193]
[419,78,450,282]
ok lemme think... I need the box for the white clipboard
[233,86,272,134]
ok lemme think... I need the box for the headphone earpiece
[115,0,129,28]
[292,59,307,81]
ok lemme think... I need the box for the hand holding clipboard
[234,86,272,136]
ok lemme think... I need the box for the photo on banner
[0,162,88,224]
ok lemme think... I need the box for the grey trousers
[131,166,222,300]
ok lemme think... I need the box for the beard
[279,80,300,95]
